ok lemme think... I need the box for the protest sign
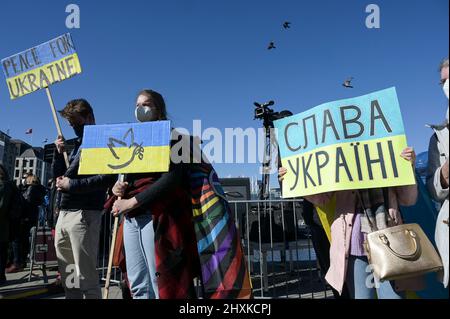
[78,121,172,175]
[274,87,416,197]
[2,33,83,168]
[2,33,82,99]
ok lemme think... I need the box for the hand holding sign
[54,135,66,154]
[112,181,129,197]
[274,87,416,198]
[56,176,70,191]
[278,167,287,183]
[441,159,449,188]
[400,147,416,167]
[112,197,138,217]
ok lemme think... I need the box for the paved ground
[1,262,332,299]
[0,267,122,299]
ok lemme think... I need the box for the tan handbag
[364,223,443,282]
[358,190,443,282]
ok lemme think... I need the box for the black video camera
[254,101,279,122]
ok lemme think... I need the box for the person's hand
[278,167,287,182]
[441,159,449,189]
[54,136,66,154]
[112,198,138,217]
[56,176,70,191]
[112,181,129,197]
[400,147,416,167]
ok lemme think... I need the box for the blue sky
[0,0,448,185]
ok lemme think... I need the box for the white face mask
[135,106,154,122]
[443,79,449,100]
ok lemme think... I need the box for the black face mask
[73,125,84,138]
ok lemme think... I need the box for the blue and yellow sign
[78,121,172,175]
[274,87,416,198]
[1,33,82,99]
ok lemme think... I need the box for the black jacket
[53,138,117,211]
[22,183,46,222]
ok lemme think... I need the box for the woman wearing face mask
[108,89,200,299]
[426,58,449,288]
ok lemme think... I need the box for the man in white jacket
[427,58,449,288]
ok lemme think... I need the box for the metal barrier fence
[98,199,333,299]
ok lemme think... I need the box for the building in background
[14,147,50,186]
[1,132,80,186]
[10,139,32,159]
[0,130,15,179]
[43,138,78,165]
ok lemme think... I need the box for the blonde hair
[26,174,41,186]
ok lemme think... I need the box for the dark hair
[59,99,95,122]
[0,164,9,181]
[137,89,168,120]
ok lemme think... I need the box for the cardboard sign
[1,33,82,99]
[274,87,416,197]
[78,121,172,175]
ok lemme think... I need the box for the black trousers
[0,242,8,281]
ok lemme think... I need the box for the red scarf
[104,176,200,299]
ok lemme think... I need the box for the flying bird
[267,42,276,50]
[283,21,291,29]
[342,77,354,88]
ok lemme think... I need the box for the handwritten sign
[1,33,82,99]
[274,87,416,198]
[78,121,172,175]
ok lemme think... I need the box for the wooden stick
[45,87,70,168]
[103,174,125,299]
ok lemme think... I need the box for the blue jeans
[123,214,159,299]
[346,256,404,299]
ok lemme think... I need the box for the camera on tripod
[254,101,279,123]
[253,100,293,200]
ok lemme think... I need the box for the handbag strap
[355,190,375,233]
[382,187,396,224]
[356,188,391,233]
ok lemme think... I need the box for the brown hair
[137,89,168,120]
[59,99,95,122]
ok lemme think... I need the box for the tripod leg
[28,227,36,282]
[42,264,48,284]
